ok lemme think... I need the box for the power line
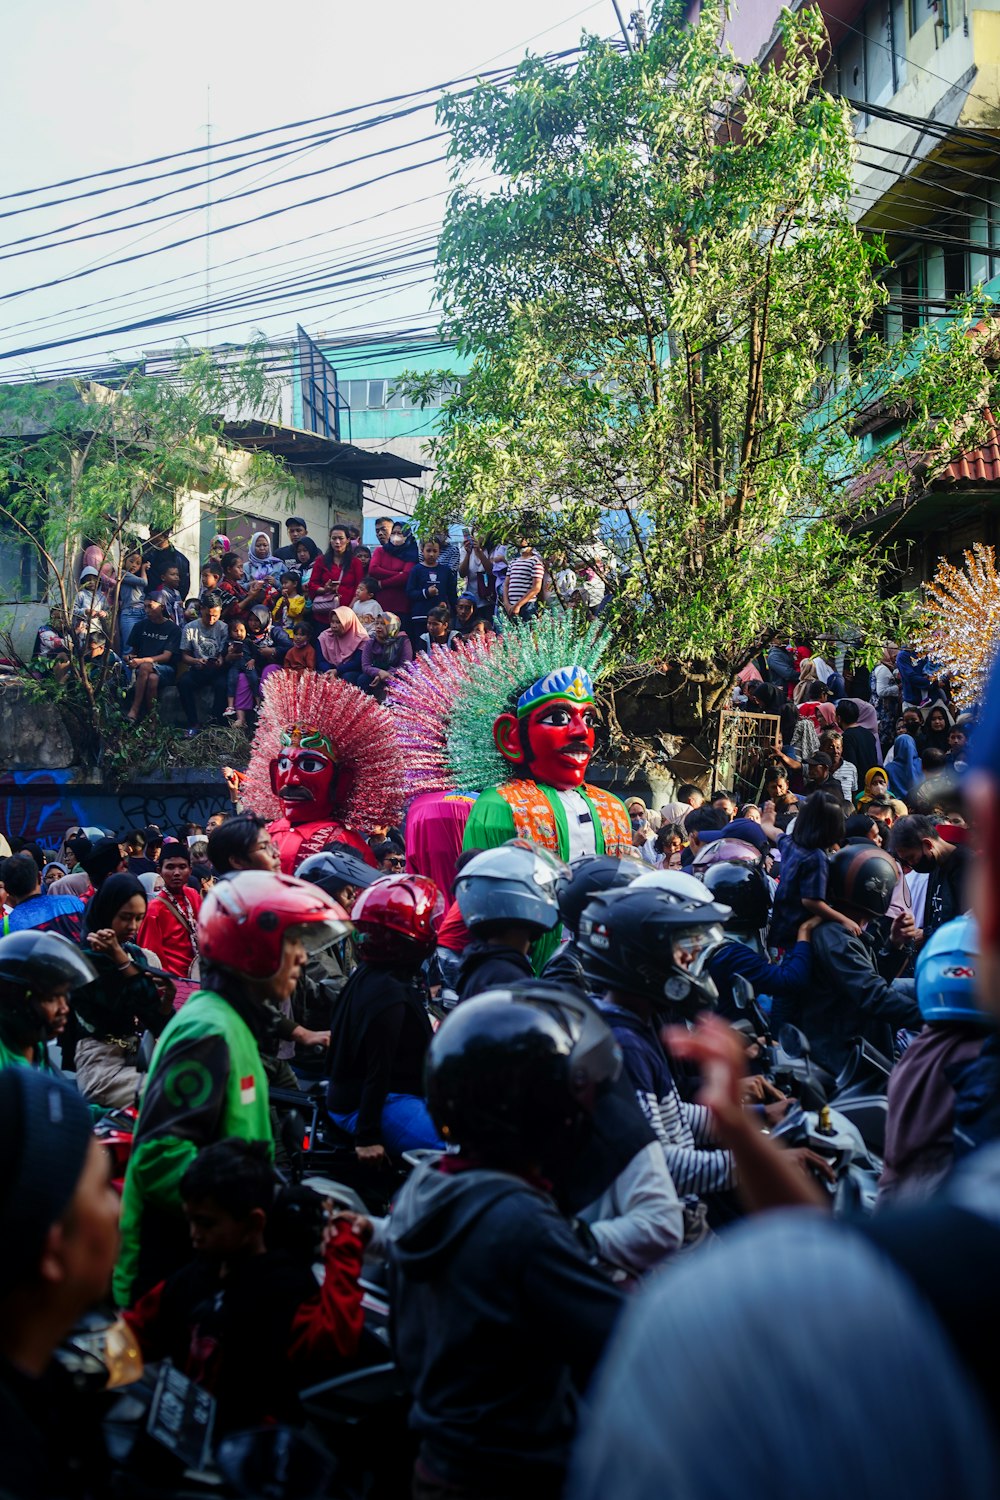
[0,131,447,262]
[0,54,576,205]
[0,152,448,306]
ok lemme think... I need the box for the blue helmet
[916,914,988,1027]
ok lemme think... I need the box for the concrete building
[290,329,471,542]
[696,0,1000,580]
[0,354,423,655]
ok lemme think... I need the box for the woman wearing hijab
[369,522,419,623]
[844,697,885,761]
[792,658,819,706]
[358,612,414,697]
[73,874,174,1108]
[917,702,954,755]
[317,605,370,681]
[886,733,923,804]
[246,530,285,584]
[293,536,321,588]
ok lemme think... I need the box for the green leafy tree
[412,2,997,756]
[0,343,294,771]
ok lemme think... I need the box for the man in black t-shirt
[143,527,191,600]
[124,592,181,724]
[276,516,310,561]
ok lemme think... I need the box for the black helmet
[828,845,900,918]
[296,848,379,899]
[557,856,640,936]
[701,861,771,932]
[0,932,96,1049]
[425,984,621,1170]
[0,931,96,993]
[454,841,566,937]
[577,886,731,1014]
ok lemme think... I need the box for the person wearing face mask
[369,521,419,624]
[114,872,351,1306]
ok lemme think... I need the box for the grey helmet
[455,839,568,937]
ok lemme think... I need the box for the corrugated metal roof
[933,412,1000,487]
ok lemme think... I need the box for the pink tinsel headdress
[242,669,403,829]
[385,635,496,799]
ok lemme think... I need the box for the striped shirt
[504,550,544,607]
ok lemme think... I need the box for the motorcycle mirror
[732,976,755,1012]
[136,1030,156,1074]
[280,1109,308,1168]
[778,1023,810,1060]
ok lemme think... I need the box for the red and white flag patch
[240,1075,257,1105]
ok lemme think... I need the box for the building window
[831,0,907,119]
[0,535,47,603]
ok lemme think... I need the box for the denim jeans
[118,607,145,651]
[328,1092,445,1153]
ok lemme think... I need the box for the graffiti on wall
[0,770,232,845]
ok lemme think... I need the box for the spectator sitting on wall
[351,576,385,637]
[124,593,181,726]
[178,593,229,739]
[282,621,317,676]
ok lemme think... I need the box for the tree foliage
[0,343,293,769]
[411,2,998,739]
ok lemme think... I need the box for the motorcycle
[730,976,889,1162]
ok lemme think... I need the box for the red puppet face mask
[270,727,345,825]
[494,699,596,790]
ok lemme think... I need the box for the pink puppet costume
[242,669,402,874]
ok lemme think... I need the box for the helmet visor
[285,915,352,956]
[671,924,726,974]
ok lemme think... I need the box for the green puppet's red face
[494,699,596,790]
[270,727,346,826]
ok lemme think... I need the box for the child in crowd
[200,559,223,594]
[419,604,458,653]
[353,544,372,573]
[220,553,271,624]
[158,564,187,628]
[765,790,851,950]
[407,536,458,643]
[283,621,317,676]
[71,566,111,645]
[271,570,307,646]
[247,530,284,584]
[223,618,258,727]
[124,1140,368,1434]
[293,538,320,588]
[32,606,70,661]
[351,576,385,636]
[118,548,148,652]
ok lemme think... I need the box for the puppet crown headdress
[387,611,608,798]
[242,669,403,827]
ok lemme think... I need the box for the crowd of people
[1,602,1000,1499]
[29,517,610,735]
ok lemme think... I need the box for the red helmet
[198,871,351,978]
[351,874,443,963]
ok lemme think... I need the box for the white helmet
[631,869,714,904]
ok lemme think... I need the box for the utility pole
[205,83,212,347]
[612,0,635,52]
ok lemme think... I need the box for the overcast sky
[0,0,620,379]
